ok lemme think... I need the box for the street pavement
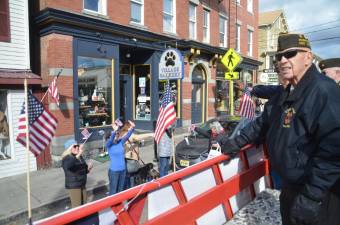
[0,130,188,225]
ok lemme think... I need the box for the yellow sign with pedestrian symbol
[225,72,239,80]
[221,48,242,72]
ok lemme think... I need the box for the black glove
[290,194,322,225]
[219,139,241,155]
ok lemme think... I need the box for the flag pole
[24,78,33,225]
[168,80,176,172]
[172,129,176,172]
[40,68,63,103]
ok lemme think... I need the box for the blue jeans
[270,170,281,190]
[159,157,170,177]
[108,169,126,195]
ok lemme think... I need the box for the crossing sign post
[221,48,243,116]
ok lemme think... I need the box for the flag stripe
[239,87,255,120]
[155,82,176,144]
[48,77,60,106]
[16,92,58,156]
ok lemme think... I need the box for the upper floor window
[247,0,253,13]
[0,0,10,42]
[247,29,253,56]
[236,24,241,52]
[236,0,241,5]
[83,0,107,15]
[219,16,227,47]
[163,0,176,33]
[130,0,144,24]
[203,9,210,43]
[189,3,197,39]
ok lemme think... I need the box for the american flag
[81,128,92,140]
[239,87,255,120]
[48,77,60,106]
[16,92,58,156]
[154,82,176,143]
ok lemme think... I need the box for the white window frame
[189,3,197,40]
[130,0,144,25]
[236,0,241,5]
[0,90,14,162]
[247,29,253,56]
[247,0,253,13]
[219,16,228,47]
[203,9,210,43]
[163,0,176,34]
[83,0,107,15]
[236,23,241,52]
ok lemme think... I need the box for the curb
[0,183,109,225]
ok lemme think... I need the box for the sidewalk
[0,130,188,225]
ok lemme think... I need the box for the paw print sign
[159,48,184,80]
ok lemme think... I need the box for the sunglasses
[73,145,79,148]
[275,49,307,61]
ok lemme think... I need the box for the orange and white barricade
[35,144,272,225]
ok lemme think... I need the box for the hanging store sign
[159,48,184,80]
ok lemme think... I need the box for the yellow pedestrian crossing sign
[221,48,242,72]
[225,72,239,80]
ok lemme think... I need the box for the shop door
[120,75,132,121]
[191,83,203,124]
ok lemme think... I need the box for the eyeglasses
[73,145,79,148]
[275,49,307,61]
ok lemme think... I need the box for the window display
[0,90,10,160]
[158,80,179,116]
[78,56,112,128]
[216,79,229,112]
[134,65,151,120]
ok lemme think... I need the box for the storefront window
[216,80,229,112]
[134,65,151,120]
[0,90,11,160]
[158,80,179,117]
[77,56,112,128]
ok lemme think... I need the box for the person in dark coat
[193,121,224,151]
[62,139,93,208]
[319,58,340,85]
[217,33,340,225]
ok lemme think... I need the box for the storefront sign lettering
[159,48,184,80]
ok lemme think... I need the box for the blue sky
[259,0,340,59]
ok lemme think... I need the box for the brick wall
[40,33,74,137]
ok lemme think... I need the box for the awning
[0,70,42,85]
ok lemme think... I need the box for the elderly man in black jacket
[218,33,340,225]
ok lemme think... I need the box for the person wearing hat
[318,58,340,85]
[217,32,340,225]
[61,139,93,208]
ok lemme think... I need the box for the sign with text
[225,72,239,80]
[159,48,184,80]
[221,48,242,72]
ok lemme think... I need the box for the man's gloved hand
[290,193,322,225]
[219,139,240,155]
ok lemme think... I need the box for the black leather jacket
[251,84,284,99]
[62,154,89,189]
[219,65,340,200]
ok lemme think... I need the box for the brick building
[29,0,260,163]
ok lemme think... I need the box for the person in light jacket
[106,120,135,195]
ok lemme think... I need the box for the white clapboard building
[0,0,41,178]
